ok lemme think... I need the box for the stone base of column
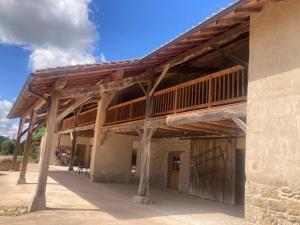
[29,195,46,212]
[17,177,26,184]
[132,195,152,204]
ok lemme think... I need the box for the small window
[172,157,180,171]
[131,150,137,175]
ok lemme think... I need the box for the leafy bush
[0,139,15,155]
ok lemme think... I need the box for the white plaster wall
[245,0,300,223]
[247,0,300,189]
[92,133,137,182]
[60,135,91,147]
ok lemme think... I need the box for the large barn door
[190,138,236,205]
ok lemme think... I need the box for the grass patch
[0,206,28,216]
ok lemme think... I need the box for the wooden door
[76,144,86,165]
[168,152,180,189]
[190,139,236,204]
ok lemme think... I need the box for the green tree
[0,139,15,155]
[30,126,46,162]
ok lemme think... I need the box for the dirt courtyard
[0,164,244,225]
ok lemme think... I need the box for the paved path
[0,164,244,225]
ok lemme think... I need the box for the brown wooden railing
[105,65,247,125]
[61,108,97,131]
[60,65,247,130]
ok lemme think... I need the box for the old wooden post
[68,131,77,171]
[29,79,64,212]
[90,92,114,182]
[11,117,26,171]
[133,82,155,204]
[17,110,37,184]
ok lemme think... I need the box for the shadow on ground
[48,169,244,221]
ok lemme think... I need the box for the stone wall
[134,137,191,193]
[246,0,300,224]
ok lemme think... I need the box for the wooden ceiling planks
[8,0,271,119]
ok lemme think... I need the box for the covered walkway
[0,164,243,225]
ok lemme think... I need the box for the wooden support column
[11,117,26,171]
[89,92,114,183]
[29,79,64,212]
[133,82,155,204]
[232,117,247,134]
[68,131,77,171]
[17,110,37,184]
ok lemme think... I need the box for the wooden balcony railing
[61,108,97,131]
[60,65,247,130]
[105,65,247,125]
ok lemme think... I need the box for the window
[131,150,137,175]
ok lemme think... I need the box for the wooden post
[68,131,77,171]
[89,92,114,182]
[11,117,26,171]
[17,110,37,184]
[133,82,155,204]
[29,80,63,212]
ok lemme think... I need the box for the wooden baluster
[129,103,132,121]
[227,73,230,100]
[237,71,240,97]
[241,69,245,96]
[208,77,212,107]
[223,75,226,100]
[174,89,178,113]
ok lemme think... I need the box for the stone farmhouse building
[7,0,300,224]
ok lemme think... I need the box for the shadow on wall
[48,169,244,220]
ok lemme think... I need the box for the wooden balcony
[61,108,97,131]
[60,65,247,131]
[105,65,247,125]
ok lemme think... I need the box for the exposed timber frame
[231,117,247,134]
[17,109,37,184]
[133,81,156,204]
[29,79,66,212]
[11,117,26,171]
[68,111,78,171]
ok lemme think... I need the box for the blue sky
[0,0,233,137]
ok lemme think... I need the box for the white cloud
[0,0,100,71]
[0,99,18,138]
[29,47,95,71]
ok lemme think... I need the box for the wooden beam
[11,117,26,171]
[166,103,247,126]
[201,26,233,33]
[167,22,249,68]
[68,130,77,171]
[216,17,249,24]
[59,123,95,134]
[235,7,262,13]
[56,95,94,123]
[232,117,246,134]
[138,83,147,96]
[60,73,154,99]
[17,109,37,184]
[28,85,48,101]
[110,69,124,81]
[211,45,248,68]
[29,82,60,212]
[149,65,170,97]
